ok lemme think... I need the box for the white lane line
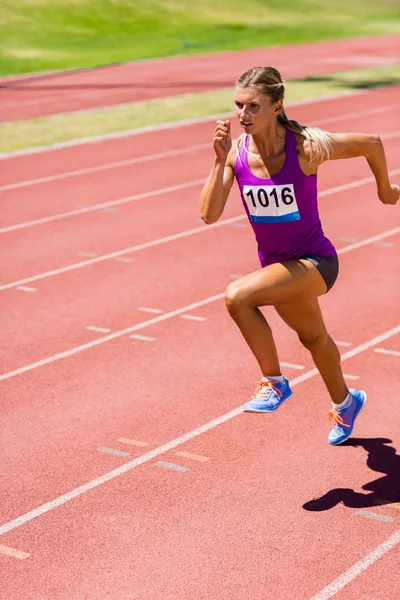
[0,178,206,234]
[180,315,206,321]
[0,214,243,291]
[343,374,359,380]
[86,326,111,333]
[0,293,225,382]
[3,164,400,237]
[16,286,37,293]
[129,334,155,342]
[374,348,400,357]
[1,120,399,191]
[310,529,400,600]
[0,324,399,537]
[0,144,209,191]
[280,362,305,370]
[0,545,30,560]
[0,218,399,384]
[356,510,394,523]
[77,252,97,258]
[97,447,129,458]
[138,307,164,314]
[2,168,399,291]
[0,89,376,161]
[334,340,352,347]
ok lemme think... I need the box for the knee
[224,282,249,315]
[298,330,328,352]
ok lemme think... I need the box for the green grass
[0,0,399,76]
[1,64,398,154]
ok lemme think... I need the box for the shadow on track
[303,437,400,512]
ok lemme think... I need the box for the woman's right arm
[200,120,235,224]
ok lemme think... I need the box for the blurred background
[1,0,399,76]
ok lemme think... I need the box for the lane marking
[86,326,111,333]
[0,325,399,537]
[0,293,225,382]
[280,362,305,370]
[0,178,206,234]
[374,241,395,248]
[334,341,352,347]
[156,461,188,473]
[180,314,206,321]
[97,447,129,457]
[16,286,37,293]
[0,90,384,161]
[117,438,149,447]
[343,374,359,380]
[114,257,133,263]
[138,307,164,314]
[176,451,209,462]
[2,168,400,291]
[1,110,398,191]
[0,545,30,560]
[310,530,400,600]
[1,229,400,381]
[0,144,210,191]
[374,348,400,357]
[129,334,155,342]
[336,237,358,243]
[356,510,395,523]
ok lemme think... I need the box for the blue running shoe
[328,389,367,445]
[243,377,293,413]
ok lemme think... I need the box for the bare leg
[275,297,348,404]
[225,259,328,377]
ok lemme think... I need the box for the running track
[0,34,399,122]
[1,86,400,599]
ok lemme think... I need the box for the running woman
[199,66,399,445]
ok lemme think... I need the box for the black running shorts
[301,254,339,292]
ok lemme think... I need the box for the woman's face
[234,86,280,134]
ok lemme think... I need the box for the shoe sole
[243,391,293,413]
[329,390,367,445]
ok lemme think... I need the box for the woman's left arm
[327,133,399,205]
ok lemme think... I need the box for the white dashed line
[86,326,111,334]
[334,340,352,347]
[180,315,206,321]
[374,348,400,357]
[280,362,305,370]
[16,286,37,293]
[1,325,399,542]
[138,307,164,314]
[129,334,156,342]
[115,257,133,263]
[343,374,360,380]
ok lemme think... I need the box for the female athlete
[199,66,399,445]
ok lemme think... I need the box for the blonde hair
[236,66,332,162]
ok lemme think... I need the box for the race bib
[243,184,300,223]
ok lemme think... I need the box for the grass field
[1,64,398,154]
[0,0,399,76]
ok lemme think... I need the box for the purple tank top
[234,128,336,267]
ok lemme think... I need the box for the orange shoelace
[328,408,350,428]
[254,379,282,400]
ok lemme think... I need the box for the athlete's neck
[249,123,286,158]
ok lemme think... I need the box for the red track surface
[1,82,400,598]
[0,34,399,122]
